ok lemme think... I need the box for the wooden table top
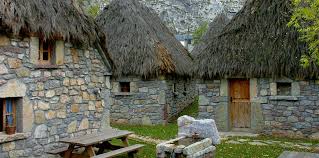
[60,128,133,146]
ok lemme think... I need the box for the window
[277,82,292,96]
[0,98,16,133]
[39,39,54,65]
[120,82,130,92]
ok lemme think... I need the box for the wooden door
[229,79,251,129]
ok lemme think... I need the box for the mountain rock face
[140,0,246,34]
[81,0,245,34]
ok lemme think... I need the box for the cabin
[193,0,319,138]
[0,0,112,157]
[96,0,196,125]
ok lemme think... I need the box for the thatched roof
[0,0,99,45]
[194,0,318,79]
[192,13,230,56]
[96,0,193,78]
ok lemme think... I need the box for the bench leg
[128,151,138,158]
[64,145,75,158]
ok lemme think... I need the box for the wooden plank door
[229,79,251,129]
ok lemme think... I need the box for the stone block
[198,95,209,106]
[142,116,152,125]
[67,121,77,133]
[0,64,8,74]
[178,116,220,145]
[139,87,149,93]
[16,67,31,77]
[45,111,56,120]
[291,82,300,96]
[8,58,22,69]
[0,35,10,46]
[220,79,228,96]
[23,98,34,132]
[79,118,89,130]
[0,79,27,97]
[2,142,15,151]
[35,111,46,124]
[158,91,166,104]
[30,37,39,64]
[55,40,64,65]
[112,82,119,93]
[270,82,277,96]
[71,104,79,113]
[251,102,264,132]
[250,78,258,98]
[183,138,212,155]
[38,101,50,110]
[45,90,55,98]
[34,124,48,138]
[215,103,229,131]
[71,48,79,63]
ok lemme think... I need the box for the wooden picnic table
[59,128,133,158]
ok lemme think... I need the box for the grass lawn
[113,123,319,158]
[112,123,178,140]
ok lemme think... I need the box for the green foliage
[78,0,109,17]
[193,22,209,45]
[288,0,319,67]
[87,5,100,17]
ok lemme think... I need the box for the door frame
[228,78,252,132]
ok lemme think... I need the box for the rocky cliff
[81,0,246,34]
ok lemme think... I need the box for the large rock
[0,79,26,97]
[178,115,220,145]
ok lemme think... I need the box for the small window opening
[0,98,16,132]
[120,82,130,92]
[173,83,177,93]
[39,39,54,64]
[277,82,292,96]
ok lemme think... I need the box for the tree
[193,22,209,45]
[288,0,319,67]
[78,0,109,18]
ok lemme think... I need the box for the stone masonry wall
[198,78,319,138]
[110,77,197,125]
[166,79,197,119]
[0,34,111,158]
[111,77,167,125]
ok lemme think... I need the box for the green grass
[112,123,178,140]
[216,142,313,158]
[112,123,319,158]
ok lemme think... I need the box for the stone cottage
[193,0,319,138]
[0,0,112,157]
[96,0,196,125]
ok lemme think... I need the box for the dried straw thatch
[96,0,193,78]
[192,13,230,56]
[194,0,318,79]
[0,0,98,45]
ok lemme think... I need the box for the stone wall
[197,78,319,138]
[110,77,197,125]
[166,79,197,119]
[0,34,111,157]
[111,77,167,125]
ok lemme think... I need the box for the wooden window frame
[39,39,54,65]
[1,98,16,132]
[120,82,130,93]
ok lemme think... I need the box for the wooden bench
[93,144,144,158]
[46,146,81,156]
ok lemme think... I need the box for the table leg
[85,146,96,157]
[64,144,75,158]
[121,137,129,147]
